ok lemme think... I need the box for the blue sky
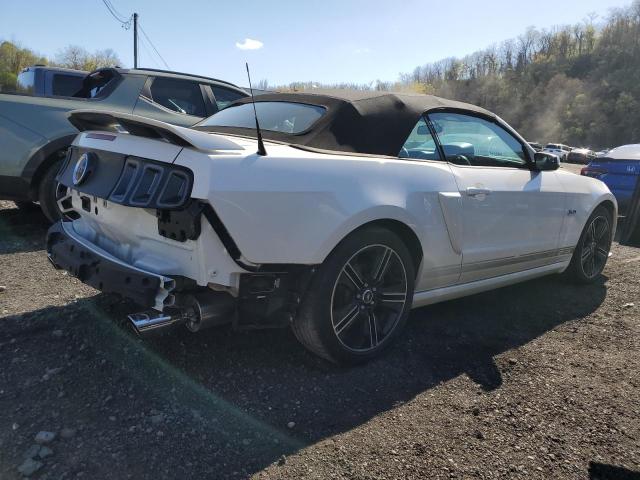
[0,0,630,87]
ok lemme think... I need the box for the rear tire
[13,201,37,211]
[292,226,415,365]
[38,160,63,223]
[565,205,613,283]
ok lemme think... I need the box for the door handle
[466,187,492,197]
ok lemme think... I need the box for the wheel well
[354,219,423,272]
[598,200,616,220]
[22,134,76,200]
[28,147,68,199]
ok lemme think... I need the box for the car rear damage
[47,110,314,335]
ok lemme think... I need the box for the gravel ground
[0,198,639,480]
[560,162,585,175]
[560,162,584,175]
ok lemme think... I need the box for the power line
[138,23,171,70]
[100,0,131,28]
[138,35,162,68]
[98,0,170,70]
[104,0,128,21]
[101,0,123,21]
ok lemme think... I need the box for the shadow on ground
[0,270,608,479]
[589,462,640,480]
[0,203,49,254]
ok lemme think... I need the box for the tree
[55,46,121,71]
[0,71,17,91]
[387,1,640,148]
[0,41,47,74]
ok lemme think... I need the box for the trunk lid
[68,109,245,153]
[60,110,247,210]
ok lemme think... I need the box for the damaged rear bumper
[46,221,176,310]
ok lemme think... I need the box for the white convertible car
[47,91,616,364]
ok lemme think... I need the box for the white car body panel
[177,145,463,291]
[606,144,640,160]
[63,112,617,311]
[447,164,568,282]
[65,188,243,287]
[413,261,568,308]
[555,169,618,248]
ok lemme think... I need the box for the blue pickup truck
[14,65,87,97]
[582,144,640,216]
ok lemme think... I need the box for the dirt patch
[0,200,638,479]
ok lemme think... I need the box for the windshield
[198,101,326,134]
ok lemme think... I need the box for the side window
[73,70,118,99]
[52,74,84,97]
[398,117,442,161]
[211,86,246,110]
[15,70,35,94]
[428,112,527,167]
[149,77,206,117]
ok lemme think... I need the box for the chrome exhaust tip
[127,311,181,336]
[127,291,235,336]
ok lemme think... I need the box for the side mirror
[534,151,560,171]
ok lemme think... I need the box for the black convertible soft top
[195,90,495,157]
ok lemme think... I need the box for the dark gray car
[0,67,247,221]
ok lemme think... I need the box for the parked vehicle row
[44,90,616,363]
[528,142,598,164]
[0,67,248,221]
[542,143,571,161]
[567,148,597,164]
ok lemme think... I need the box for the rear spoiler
[67,109,244,152]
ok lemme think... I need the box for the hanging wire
[138,35,162,69]
[138,23,171,70]
[102,0,127,23]
[100,0,132,29]
[99,0,170,69]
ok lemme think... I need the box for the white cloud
[353,47,371,54]
[236,38,264,50]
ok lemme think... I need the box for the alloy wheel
[330,244,408,352]
[580,215,610,279]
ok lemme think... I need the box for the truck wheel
[293,226,415,364]
[38,160,64,223]
[565,205,613,283]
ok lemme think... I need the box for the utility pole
[133,12,138,68]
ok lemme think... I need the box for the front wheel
[565,205,613,283]
[293,226,415,364]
